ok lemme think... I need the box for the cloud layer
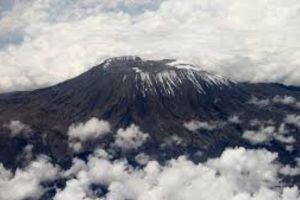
[1,115,300,199]
[53,147,300,200]
[114,124,149,150]
[3,120,32,136]
[0,0,300,92]
[68,118,111,152]
[2,146,300,200]
[0,156,60,200]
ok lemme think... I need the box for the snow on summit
[100,57,234,96]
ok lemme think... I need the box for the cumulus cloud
[280,157,300,177]
[228,115,241,124]
[272,95,300,109]
[114,124,149,150]
[68,118,111,141]
[135,153,150,165]
[249,97,271,108]
[250,119,275,127]
[285,115,300,128]
[243,126,276,144]
[1,0,300,92]
[68,118,111,151]
[243,124,295,145]
[183,120,224,131]
[160,135,183,148]
[53,147,300,200]
[3,120,31,136]
[2,137,297,200]
[249,96,300,109]
[273,95,297,105]
[0,156,60,200]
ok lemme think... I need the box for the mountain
[0,56,300,170]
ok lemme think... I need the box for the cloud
[68,118,111,152]
[3,120,32,136]
[54,178,92,200]
[114,124,149,150]
[243,126,276,144]
[0,156,60,200]
[272,95,300,109]
[243,124,295,145]
[68,118,111,141]
[249,97,271,108]
[53,147,300,200]
[228,115,241,124]
[273,95,297,105]
[183,120,224,131]
[249,119,274,127]
[206,147,280,193]
[249,96,300,109]
[1,133,297,200]
[160,135,183,148]
[280,157,300,176]
[1,0,300,92]
[285,115,300,128]
[135,153,150,165]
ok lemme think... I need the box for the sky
[0,0,300,92]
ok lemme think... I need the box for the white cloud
[206,147,280,193]
[0,156,60,200]
[1,0,300,92]
[228,115,241,124]
[114,124,149,150]
[135,153,150,165]
[54,147,300,200]
[68,118,111,141]
[273,96,300,110]
[3,120,31,136]
[243,124,295,145]
[285,115,300,128]
[1,142,295,200]
[249,97,271,108]
[160,135,183,148]
[280,157,300,176]
[54,178,89,200]
[249,96,300,109]
[249,119,271,127]
[243,126,275,144]
[275,124,296,144]
[273,95,297,105]
[68,118,111,151]
[184,120,224,131]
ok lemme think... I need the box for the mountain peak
[102,56,197,71]
[103,56,142,69]
[95,56,234,97]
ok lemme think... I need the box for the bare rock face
[0,56,300,169]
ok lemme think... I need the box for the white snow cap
[136,59,233,96]
[103,57,234,97]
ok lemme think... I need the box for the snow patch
[167,60,199,70]
[132,67,142,73]
[103,56,141,69]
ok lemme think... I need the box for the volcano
[0,56,300,169]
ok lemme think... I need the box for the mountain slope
[0,56,300,169]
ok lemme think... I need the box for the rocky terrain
[0,57,300,199]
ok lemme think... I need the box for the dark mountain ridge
[0,56,300,169]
